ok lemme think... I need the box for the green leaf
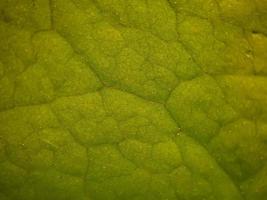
[0,0,267,199]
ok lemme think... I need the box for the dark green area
[0,0,267,199]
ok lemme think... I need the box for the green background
[0,0,267,199]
